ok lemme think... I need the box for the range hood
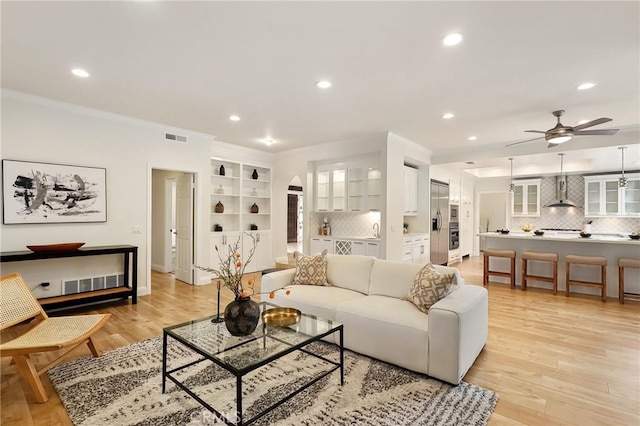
[545,175,578,207]
[545,153,579,208]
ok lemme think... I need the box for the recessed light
[576,119,589,125]
[468,136,477,141]
[577,82,597,90]
[229,115,240,122]
[442,113,455,119]
[262,138,274,146]
[316,80,332,89]
[71,68,89,78]
[442,33,463,46]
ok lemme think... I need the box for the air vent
[165,132,187,143]
[63,274,124,295]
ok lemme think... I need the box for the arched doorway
[287,176,303,257]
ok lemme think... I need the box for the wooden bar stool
[565,255,607,302]
[521,251,558,295]
[483,249,516,288]
[618,258,640,304]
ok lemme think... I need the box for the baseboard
[151,263,171,273]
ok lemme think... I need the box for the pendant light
[508,158,515,192]
[618,146,628,187]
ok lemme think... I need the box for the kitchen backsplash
[310,211,381,238]
[512,175,640,233]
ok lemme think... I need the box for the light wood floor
[2,256,639,425]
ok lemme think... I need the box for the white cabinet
[209,231,240,272]
[403,166,418,215]
[366,242,381,258]
[318,163,382,212]
[511,179,540,217]
[310,237,333,254]
[242,231,271,272]
[585,174,640,217]
[402,234,428,264]
[351,241,366,256]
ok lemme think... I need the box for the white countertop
[479,231,640,245]
[312,235,380,242]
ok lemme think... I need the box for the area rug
[48,336,497,426]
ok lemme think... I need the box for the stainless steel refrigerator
[430,180,450,265]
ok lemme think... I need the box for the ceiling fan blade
[574,129,619,136]
[505,136,544,147]
[547,142,561,148]
[572,117,612,131]
[524,130,546,133]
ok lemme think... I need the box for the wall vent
[63,274,125,295]
[165,132,188,143]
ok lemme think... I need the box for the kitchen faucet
[373,223,380,238]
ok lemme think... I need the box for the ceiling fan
[506,110,619,148]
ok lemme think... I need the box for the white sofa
[261,254,488,385]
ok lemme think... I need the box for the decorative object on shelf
[251,187,257,196]
[533,230,544,236]
[214,201,224,213]
[322,217,331,236]
[579,232,592,238]
[2,160,107,225]
[250,203,259,213]
[497,229,510,234]
[250,223,258,230]
[216,185,224,194]
[26,242,85,252]
[219,164,225,176]
[252,168,259,180]
[521,225,532,232]
[618,146,628,188]
[213,224,223,232]
[582,220,592,234]
[403,223,409,234]
[194,234,289,335]
[262,307,301,327]
[508,158,515,192]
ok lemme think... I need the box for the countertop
[479,231,640,245]
[311,235,380,242]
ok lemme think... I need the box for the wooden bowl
[27,242,85,252]
[262,307,301,327]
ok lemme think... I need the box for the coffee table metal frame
[162,302,344,426]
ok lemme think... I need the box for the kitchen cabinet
[403,166,418,215]
[318,163,382,212]
[310,237,334,255]
[402,234,428,264]
[242,231,271,272]
[366,242,381,258]
[315,168,346,211]
[511,179,540,217]
[367,168,383,211]
[584,174,640,217]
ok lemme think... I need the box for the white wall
[151,170,182,273]
[1,90,214,295]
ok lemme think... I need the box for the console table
[1,245,137,311]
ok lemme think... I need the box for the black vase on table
[223,297,260,336]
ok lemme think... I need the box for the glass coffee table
[162,302,344,426]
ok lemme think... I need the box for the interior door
[287,194,298,243]
[175,173,194,284]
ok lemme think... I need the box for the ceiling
[2,2,639,175]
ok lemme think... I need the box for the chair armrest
[427,285,488,384]
[260,269,296,302]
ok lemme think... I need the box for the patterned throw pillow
[291,250,329,286]
[409,263,456,313]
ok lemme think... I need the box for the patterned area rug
[49,337,497,426]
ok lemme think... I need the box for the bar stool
[483,249,516,288]
[618,258,640,304]
[565,255,607,302]
[521,251,559,295]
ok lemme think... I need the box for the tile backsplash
[310,211,382,238]
[512,175,640,233]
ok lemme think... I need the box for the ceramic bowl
[533,230,544,236]
[498,229,510,235]
[629,234,640,240]
[579,232,591,238]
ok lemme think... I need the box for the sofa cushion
[335,295,429,374]
[368,260,424,299]
[291,250,329,286]
[409,264,456,313]
[326,254,375,294]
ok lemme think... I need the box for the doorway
[287,177,303,256]
[151,169,196,285]
[477,191,508,252]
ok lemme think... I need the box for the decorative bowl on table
[579,232,591,238]
[533,230,544,236]
[26,242,85,252]
[629,234,640,240]
[497,229,510,235]
[262,307,301,327]
[521,225,533,232]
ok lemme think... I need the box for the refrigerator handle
[437,211,442,231]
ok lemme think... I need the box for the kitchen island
[480,232,640,299]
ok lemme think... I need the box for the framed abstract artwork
[2,160,107,224]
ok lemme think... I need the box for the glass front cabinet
[584,174,640,217]
[511,179,541,217]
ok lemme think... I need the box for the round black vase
[223,298,260,336]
